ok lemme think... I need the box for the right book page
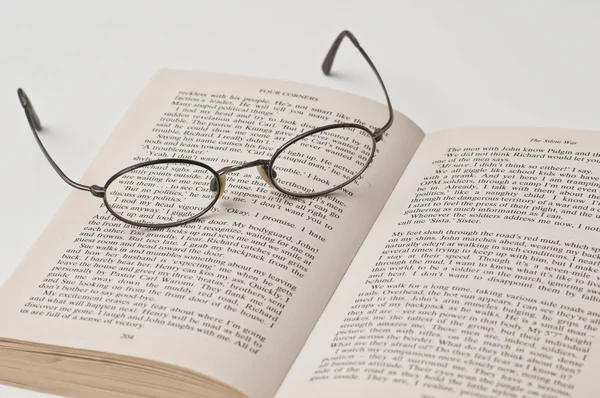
[276,126,600,398]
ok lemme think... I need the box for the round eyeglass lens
[104,161,218,226]
[271,125,375,195]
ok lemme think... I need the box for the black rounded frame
[102,159,221,228]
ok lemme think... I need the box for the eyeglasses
[17,30,393,228]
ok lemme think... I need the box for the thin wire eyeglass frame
[17,30,394,229]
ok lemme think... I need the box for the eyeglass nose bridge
[210,159,277,197]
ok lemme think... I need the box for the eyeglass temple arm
[17,88,91,192]
[322,31,393,142]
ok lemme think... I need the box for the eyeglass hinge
[373,128,384,142]
[90,185,106,198]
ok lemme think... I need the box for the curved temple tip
[17,88,28,108]
[341,30,360,47]
[17,88,42,131]
[321,30,360,76]
[320,30,394,136]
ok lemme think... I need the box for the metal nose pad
[257,165,277,187]
[210,175,227,197]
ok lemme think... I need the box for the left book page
[0,69,424,398]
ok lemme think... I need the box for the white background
[1,1,599,397]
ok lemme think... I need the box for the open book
[2,67,600,398]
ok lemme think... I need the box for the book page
[276,126,600,398]
[0,70,424,398]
